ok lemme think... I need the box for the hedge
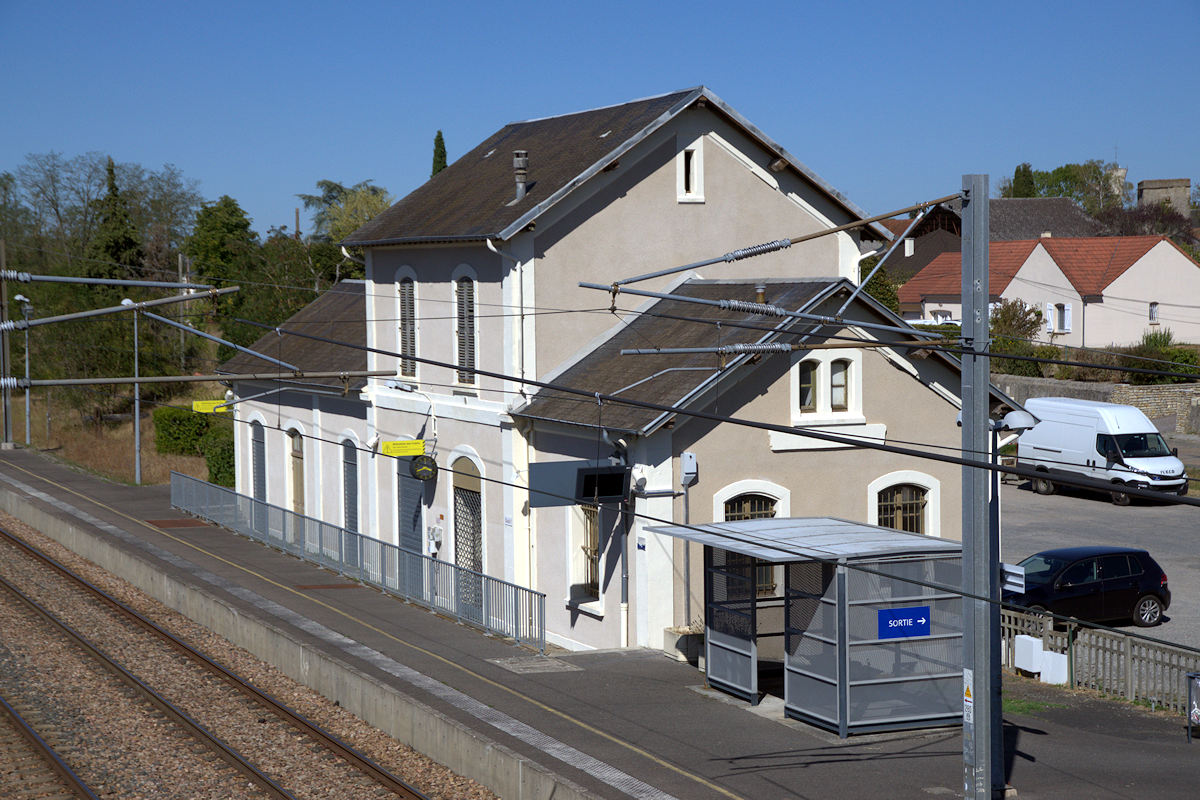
[153,406,213,455]
[200,422,235,487]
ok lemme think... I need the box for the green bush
[153,406,213,455]
[1124,329,1200,384]
[199,422,235,487]
[991,337,1041,377]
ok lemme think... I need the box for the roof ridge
[510,87,703,126]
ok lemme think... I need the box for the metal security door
[454,485,483,622]
[398,467,425,593]
[705,547,757,703]
[342,441,360,569]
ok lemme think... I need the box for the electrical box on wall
[680,451,698,486]
[426,525,443,555]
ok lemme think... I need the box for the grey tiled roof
[514,279,838,433]
[219,281,367,390]
[345,87,881,246]
[345,90,697,245]
[989,198,1105,240]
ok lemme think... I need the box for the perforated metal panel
[342,440,358,533]
[398,469,424,553]
[251,422,266,533]
[705,547,757,703]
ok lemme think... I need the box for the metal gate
[705,547,757,703]
[784,560,840,728]
[454,485,483,620]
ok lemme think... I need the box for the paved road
[1000,477,1200,650]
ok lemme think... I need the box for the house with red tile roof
[898,235,1200,347]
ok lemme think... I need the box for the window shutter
[456,278,476,384]
[342,440,358,532]
[397,468,423,553]
[1063,303,1072,332]
[251,422,266,502]
[1045,302,1054,333]
[399,278,416,377]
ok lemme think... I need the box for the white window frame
[789,348,865,426]
[676,137,705,203]
[396,267,418,378]
[1047,301,1072,333]
[451,265,478,388]
[867,470,941,538]
[1149,301,1160,325]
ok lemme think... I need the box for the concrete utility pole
[960,175,1003,798]
[1,239,11,448]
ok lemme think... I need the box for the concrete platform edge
[0,486,598,800]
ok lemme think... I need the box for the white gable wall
[1088,241,1200,347]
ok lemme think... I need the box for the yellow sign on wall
[381,439,425,457]
[192,400,229,414]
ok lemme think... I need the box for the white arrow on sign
[918,617,927,624]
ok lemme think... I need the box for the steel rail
[0,570,298,799]
[0,527,431,800]
[0,694,102,800]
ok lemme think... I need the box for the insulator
[0,377,19,389]
[719,343,792,354]
[722,239,792,262]
[718,299,787,317]
[0,270,32,282]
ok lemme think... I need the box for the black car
[1003,545,1170,627]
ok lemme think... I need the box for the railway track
[0,525,431,800]
[0,694,99,799]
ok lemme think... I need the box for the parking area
[1000,478,1200,650]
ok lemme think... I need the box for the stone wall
[989,374,1200,432]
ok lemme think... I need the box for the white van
[1017,397,1187,505]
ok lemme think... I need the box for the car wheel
[1033,477,1055,495]
[1133,595,1163,627]
[1110,488,1131,506]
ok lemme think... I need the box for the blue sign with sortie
[877,606,931,639]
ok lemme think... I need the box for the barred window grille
[581,506,600,598]
[877,483,927,534]
[455,277,475,384]
[399,278,416,376]
[723,493,777,595]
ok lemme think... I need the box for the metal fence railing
[1002,608,1200,714]
[170,472,545,653]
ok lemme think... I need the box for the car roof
[1028,545,1149,560]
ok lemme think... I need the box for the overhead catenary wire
[233,315,1200,507]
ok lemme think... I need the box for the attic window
[676,139,704,203]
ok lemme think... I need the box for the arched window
[250,421,266,502]
[455,277,476,385]
[288,429,304,515]
[453,457,483,603]
[399,277,416,376]
[723,493,777,595]
[342,439,358,532]
[877,484,927,534]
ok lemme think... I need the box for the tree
[185,195,258,280]
[431,130,447,177]
[989,298,1046,376]
[858,256,899,314]
[297,179,392,243]
[1010,163,1035,198]
[85,157,144,285]
[997,159,1131,215]
[1095,203,1195,241]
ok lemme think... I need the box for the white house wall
[1003,245,1082,346]
[1087,241,1200,346]
[525,108,865,379]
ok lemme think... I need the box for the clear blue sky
[3,0,1197,236]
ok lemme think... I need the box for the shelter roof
[344,87,881,246]
[218,280,367,391]
[647,517,961,563]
